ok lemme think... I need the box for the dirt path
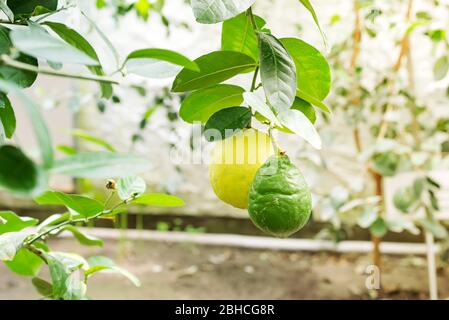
[1,238,448,299]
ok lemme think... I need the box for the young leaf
[132,193,185,207]
[281,38,331,101]
[298,0,326,45]
[0,26,38,88]
[43,21,112,99]
[180,84,245,123]
[125,48,199,79]
[72,129,115,152]
[0,211,38,235]
[222,12,266,61]
[50,152,151,178]
[0,231,29,261]
[35,191,104,218]
[259,32,297,112]
[369,217,388,237]
[62,225,104,247]
[0,145,39,194]
[278,109,322,149]
[117,176,147,200]
[10,25,99,66]
[204,107,251,142]
[87,255,140,287]
[433,56,449,80]
[243,92,280,126]
[191,0,256,24]
[0,80,54,168]
[172,51,255,92]
[0,94,15,138]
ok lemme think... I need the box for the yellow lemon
[209,129,274,209]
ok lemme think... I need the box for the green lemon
[209,129,274,209]
[248,155,312,237]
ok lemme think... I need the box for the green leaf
[35,191,104,218]
[278,109,322,149]
[221,12,265,61]
[296,89,331,113]
[10,25,99,66]
[50,152,151,178]
[0,211,37,235]
[433,56,449,80]
[72,129,115,152]
[204,107,251,142]
[43,21,112,99]
[172,51,255,92]
[46,252,87,300]
[0,94,15,138]
[370,217,387,237]
[7,0,58,19]
[0,1,14,22]
[292,97,316,124]
[132,193,185,207]
[117,176,146,200]
[419,217,448,239]
[0,145,39,194]
[0,231,29,261]
[298,0,326,45]
[243,92,281,126]
[0,80,53,168]
[259,32,296,112]
[37,212,71,232]
[62,225,103,247]
[357,208,378,229]
[5,248,43,276]
[281,38,331,101]
[125,48,199,78]
[180,84,244,123]
[32,277,53,297]
[191,0,256,24]
[87,255,140,287]
[0,25,38,88]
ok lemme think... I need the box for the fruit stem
[268,127,283,155]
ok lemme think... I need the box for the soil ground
[1,237,449,300]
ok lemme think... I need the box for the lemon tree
[175,1,331,237]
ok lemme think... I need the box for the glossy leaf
[62,225,104,247]
[180,84,244,123]
[7,0,58,18]
[281,38,331,101]
[50,152,151,178]
[0,231,29,261]
[172,51,255,92]
[125,48,199,78]
[221,12,265,61]
[0,1,14,22]
[132,193,185,207]
[0,145,39,193]
[10,25,99,66]
[43,21,112,99]
[296,89,331,113]
[86,256,140,287]
[278,109,322,149]
[0,94,15,138]
[0,211,38,235]
[117,176,146,200]
[0,80,54,168]
[259,32,296,112]
[292,97,316,124]
[243,92,280,126]
[35,191,104,218]
[0,26,38,88]
[191,0,256,24]
[204,107,251,142]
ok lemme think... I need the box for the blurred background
[1,0,449,299]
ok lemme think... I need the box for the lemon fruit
[209,128,274,209]
[248,154,312,237]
